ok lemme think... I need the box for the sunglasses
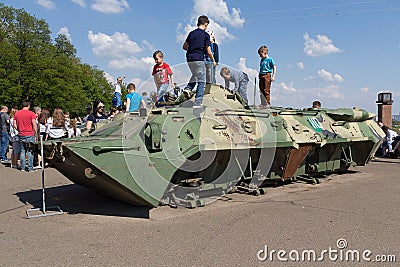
[98,106,104,109]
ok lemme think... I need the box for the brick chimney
[376,92,393,128]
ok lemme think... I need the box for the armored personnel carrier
[43,84,385,208]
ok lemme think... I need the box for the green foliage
[392,123,399,135]
[0,3,113,116]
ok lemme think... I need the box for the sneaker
[183,89,192,100]
[33,165,42,170]
[11,165,19,169]
[193,105,206,111]
[1,158,10,164]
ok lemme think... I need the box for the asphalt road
[0,159,399,266]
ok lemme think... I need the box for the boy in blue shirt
[126,83,146,112]
[258,45,277,107]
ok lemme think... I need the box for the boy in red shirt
[152,50,174,103]
[13,100,37,172]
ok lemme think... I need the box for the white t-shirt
[68,127,81,138]
[9,118,19,142]
[46,117,67,139]
[114,82,121,94]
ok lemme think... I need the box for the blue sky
[3,0,400,114]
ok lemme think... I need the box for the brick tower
[376,92,393,128]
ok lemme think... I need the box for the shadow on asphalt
[15,184,151,219]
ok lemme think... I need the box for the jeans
[186,61,206,106]
[205,63,216,84]
[387,139,394,151]
[0,130,9,160]
[238,73,249,102]
[113,92,122,107]
[157,83,169,102]
[20,135,35,171]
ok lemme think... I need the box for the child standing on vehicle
[113,76,125,108]
[258,45,276,107]
[152,50,174,103]
[205,31,219,84]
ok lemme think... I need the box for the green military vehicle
[43,84,385,208]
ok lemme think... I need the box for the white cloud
[88,31,157,78]
[91,0,129,14]
[303,33,343,57]
[103,71,114,83]
[237,57,258,81]
[275,82,297,92]
[35,0,55,9]
[318,85,344,99]
[305,69,344,82]
[270,82,344,108]
[71,0,86,7]
[141,40,156,52]
[300,85,344,100]
[58,27,72,41]
[176,23,195,44]
[193,0,245,28]
[176,0,243,44]
[332,74,344,82]
[297,62,304,70]
[176,19,234,45]
[206,19,235,44]
[108,57,153,70]
[360,87,370,93]
[141,57,155,66]
[317,69,344,82]
[88,31,142,59]
[131,78,144,88]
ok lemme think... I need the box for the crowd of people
[0,88,156,172]
[0,102,86,172]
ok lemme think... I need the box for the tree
[0,3,113,116]
[55,34,76,60]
